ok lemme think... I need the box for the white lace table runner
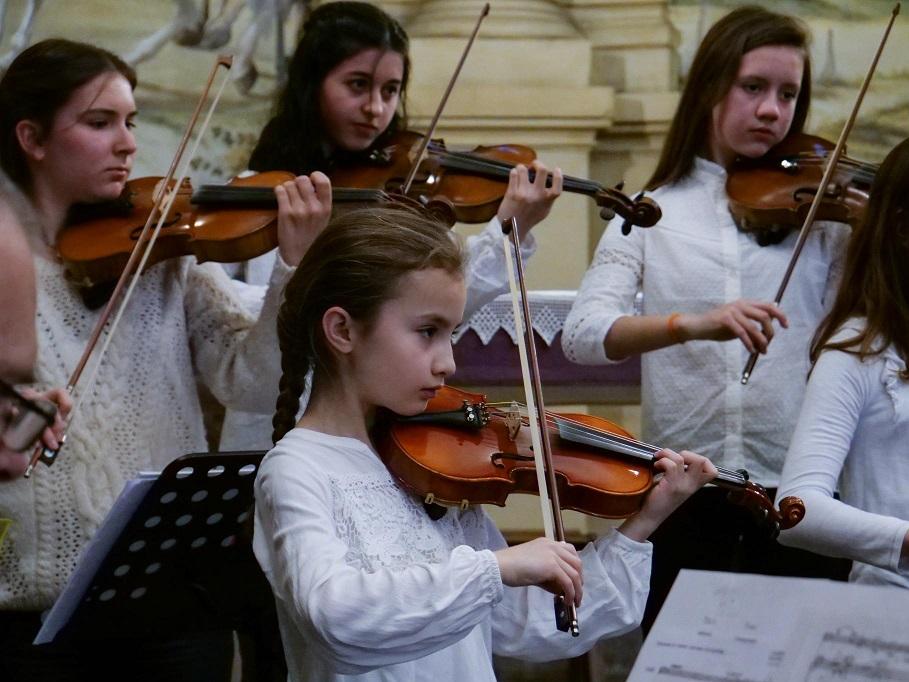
[454,290,576,346]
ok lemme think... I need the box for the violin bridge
[505,401,522,441]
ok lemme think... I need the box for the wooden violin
[376,385,805,535]
[330,130,662,229]
[57,171,420,288]
[727,133,876,245]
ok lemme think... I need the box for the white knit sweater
[0,254,291,610]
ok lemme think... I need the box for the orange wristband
[667,313,685,344]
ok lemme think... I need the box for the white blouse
[220,217,535,451]
[777,321,909,588]
[562,158,849,485]
[0,255,290,610]
[253,427,652,682]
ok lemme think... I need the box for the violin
[330,130,662,229]
[727,133,876,245]
[57,171,412,289]
[376,386,805,535]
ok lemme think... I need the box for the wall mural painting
[0,1,905,183]
[0,0,311,184]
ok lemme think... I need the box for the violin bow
[25,55,234,477]
[400,3,490,195]
[741,3,900,384]
[501,216,580,637]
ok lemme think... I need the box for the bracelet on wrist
[667,312,686,345]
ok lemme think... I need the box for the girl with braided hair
[252,205,717,682]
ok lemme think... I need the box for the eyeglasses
[0,380,57,452]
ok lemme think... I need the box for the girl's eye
[781,89,799,101]
[126,120,137,130]
[382,84,400,99]
[347,78,369,92]
[419,327,437,339]
[742,81,762,94]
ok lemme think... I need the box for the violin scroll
[725,480,806,538]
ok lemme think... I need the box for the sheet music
[35,473,158,644]
[629,570,909,682]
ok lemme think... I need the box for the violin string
[191,185,385,204]
[431,146,602,194]
[487,403,746,485]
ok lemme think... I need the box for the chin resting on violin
[255,202,718,682]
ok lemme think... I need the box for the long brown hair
[272,205,463,444]
[810,137,909,378]
[647,6,811,190]
[0,39,136,193]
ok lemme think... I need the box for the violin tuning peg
[614,180,625,191]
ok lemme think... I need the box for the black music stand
[36,451,272,644]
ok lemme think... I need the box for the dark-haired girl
[777,137,909,589]
[220,0,562,450]
[0,38,327,680]
[562,6,851,631]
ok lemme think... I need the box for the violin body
[57,172,294,287]
[331,130,662,228]
[57,171,402,288]
[376,386,653,519]
[377,386,805,532]
[727,133,873,240]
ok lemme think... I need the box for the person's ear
[14,120,47,162]
[322,306,358,355]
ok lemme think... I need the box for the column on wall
[565,0,679,253]
[391,0,613,293]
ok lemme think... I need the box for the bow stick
[401,2,490,195]
[26,55,234,476]
[741,3,900,384]
[501,216,579,637]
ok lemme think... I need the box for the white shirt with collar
[562,157,849,485]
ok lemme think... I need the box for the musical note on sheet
[629,571,909,682]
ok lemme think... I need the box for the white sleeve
[183,255,293,413]
[491,526,651,661]
[562,217,643,365]
[253,455,505,675]
[777,349,909,572]
[462,217,537,321]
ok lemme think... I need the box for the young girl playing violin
[220,0,563,451]
[253,204,717,682]
[0,38,328,680]
[562,6,852,632]
[776,137,909,589]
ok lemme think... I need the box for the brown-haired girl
[0,38,328,679]
[253,205,717,682]
[776,137,909,588]
[562,5,851,630]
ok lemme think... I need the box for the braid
[271,204,463,446]
[271,352,310,445]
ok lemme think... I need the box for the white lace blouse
[253,427,651,682]
[777,320,909,588]
[562,158,849,485]
[0,255,291,610]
